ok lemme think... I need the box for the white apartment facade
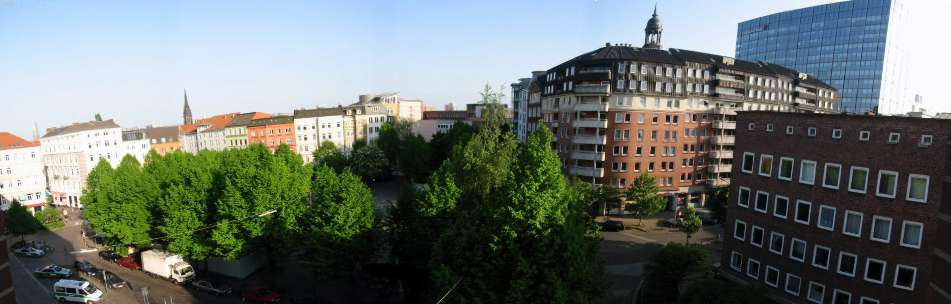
[41,120,123,208]
[294,108,348,163]
[0,132,47,213]
[122,129,151,164]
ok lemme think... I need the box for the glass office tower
[736,0,909,114]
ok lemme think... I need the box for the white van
[53,279,103,303]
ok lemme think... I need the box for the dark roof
[293,108,346,119]
[226,112,273,127]
[248,115,294,127]
[43,120,120,138]
[145,126,180,142]
[559,45,682,68]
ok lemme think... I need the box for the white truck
[141,249,196,284]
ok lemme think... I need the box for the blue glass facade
[736,0,908,114]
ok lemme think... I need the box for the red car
[241,287,281,303]
[116,256,141,270]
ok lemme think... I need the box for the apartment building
[224,112,273,150]
[122,128,151,163]
[512,72,546,142]
[722,112,951,304]
[181,113,239,153]
[41,119,123,207]
[413,110,469,140]
[355,92,423,122]
[248,116,296,152]
[529,9,836,206]
[145,126,182,155]
[0,132,47,213]
[294,108,346,162]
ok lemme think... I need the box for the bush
[678,277,769,304]
[640,243,711,303]
[35,207,65,230]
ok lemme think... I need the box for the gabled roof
[0,132,38,150]
[144,126,180,142]
[226,112,273,127]
[180,113,240,134]
[42,120,121,138]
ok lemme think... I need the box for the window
[754,191,769,213]
[758,154,773,177]
[747,122,756,130]
[785,273,802,296]
[807,127,817,137]
[865,258,886,284]
[900,221,923,249]
[893,264,917,291]
[785,125,794,135]
[812,245,831,269]
[737,187,751,208]
[751,225,764,247]
[778,157,794,181]
[769,232,784,255]
[774,195,789,219]
[841,210,863,237]
[870,216,893,243]
[733,220,747,241]
[807,281,825,304]
[730,251,743,271]
[832,128,842,139]
[795,200,812,225]
[817,205,836,231]
[906,174,930,203]
[832,289,851,304]
[848,166,869,193]
[741,152,755,173]
[859,297,880,304]
[765,266,780,287]
[822,163,841,189]
[837,251,858,277]
[920,135,933,147]
[888,132,900,144]
[859,130,871,141]
[790,238,807,262]
[746,259,761,279]
[876,170,898,198]
[766,123,774,132]
[799,160,817,185]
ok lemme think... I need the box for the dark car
[74,260,96,275]
[98,250,121,262]
[241,287,282,303]
[89,270,127,289]
[602,220,625,232]
[190,280,232,296]
[116,256,141,270]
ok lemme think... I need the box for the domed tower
[643,4,663,49]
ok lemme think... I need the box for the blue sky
[1,0,946,138]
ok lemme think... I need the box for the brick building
[0,215,14,304]
[247,116,296,152]
[722,111,951,304]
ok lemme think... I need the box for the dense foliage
[678,207,702,244]
[3,200,41,239]
[678,278,769,304]
[640,243,711,303]
[625,172,667,225]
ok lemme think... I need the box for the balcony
[709,150,734,159]
[574,84,611,94]
[571,166,605,177]
[571,151,606,161]
[715,73,745,83]
[573,134,607,145]
[715,87,744,97]
[706,178,731,187]
[711,107,737,115]
[575,102,609,112]
[572,119,608,129]
[712,135,736,145]
[707,164,732,173]
[712,121,736,129]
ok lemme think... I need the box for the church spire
[643,4,663,49]
[183,89,194,125]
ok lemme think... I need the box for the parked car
[241,287,282,303]
[601,220,625,232]
[13,247,45,258]
[190,280,232,296]
[117,256,141,270]
[35,264,73,278]
[73,260,96,275]
[29,240,54,252]
[89,270,127,289]
[98,250,121,262]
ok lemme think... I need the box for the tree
[146,150,217,260]
[708,187,728,224]
[305,165,376,278]
[399,134,431,183]
[591,185,622,215]
[35,206,64,230]
[312,141,348,173]
[678,278,769,304]
[428,121,474,169]
[83,156,155,248]
[641,243,711,303]
[625,172,667,226]
[94,113,103,121]
[349,144,387,182]
[3,200,41,240]
[678,207,702,244]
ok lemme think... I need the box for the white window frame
[920,135,933,147]
[764,265,780,287]
[747,122,756,130]
[860,297,880,304]
[769,232,785,255]
[778,157,794,181]
[848,166,869,194]
[773,195,789,219]
[864,258,887,284]
[807,281,825,304]
[790,238,807,262]
[875,170,899,198]
[837,251,858,277]
[807,127,817,137]
[746,258,760,279]
[758,154,773,177]
[741,152,755,174]
[730,251,744,271]
[766,123,774,132]
[799,160,817,185]
[900,220,923,249]
[750,225,765,248]
[785,273,802,296]
[812,244,831,270]
[833,290,852,304]
[893,264,917,291]
[785,125,794,135]
[817,205,836,231]
[906,174,930,203]
[859,130,871,141]
[754,191,769,214]
[870,215,892,244]
[737,186,751,208]
[842,210,864,238]
[832,128,843,139]
[795,200,812,225]
[822,163,841,189]
[888,132,900,144]
[733,219,747,241]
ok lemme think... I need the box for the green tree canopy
[312,141,348,173]
[4,200,41,239]
[349,144,387,181]
[641,243,712,303]
[678,207,702,244]
[625,172,667,225]
[305,165,376,278]
[428,121,474,169]
[83,156,155,247]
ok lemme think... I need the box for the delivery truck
[141,249,196,284]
